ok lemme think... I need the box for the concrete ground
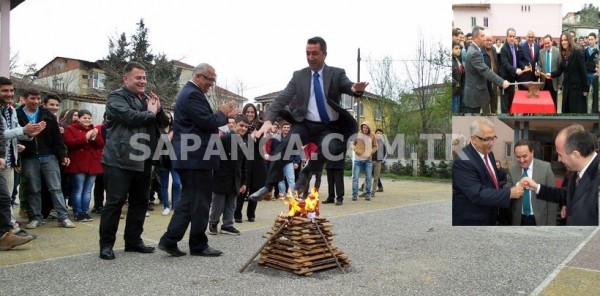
[1,177,598,295]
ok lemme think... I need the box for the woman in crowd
[63,109,104,222]
[60,109,79,129]
[234,103,264,223]
[157,112,181,216]
[544,31,589,113]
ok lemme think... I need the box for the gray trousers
[209,192,237,228]
[1,168,20,232]
[22,156,68,222]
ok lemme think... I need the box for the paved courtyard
[1,177,598,295]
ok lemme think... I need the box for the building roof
[10,76,106,104]
[173,60,195,69]
[452,3,490,9]
[212,86,247,101]
[35,56,102,77]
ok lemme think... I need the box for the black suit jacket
[213,133,246,195]
[452,144,511,225]
[171,81,227,170]
[499,43,519,82]
[518,42,540,82]
[538,154,599,226]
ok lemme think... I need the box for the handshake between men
[509,183,525,199]
[516,177,538,191]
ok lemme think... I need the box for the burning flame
[285,187,320,218]
[305,187,319,212]
[287,194,302,217]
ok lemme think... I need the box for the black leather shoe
[99,247,115,260]
[248,218,255,222]
[248,187,268,202]
[294,171,310,198]
[190,246,223,257]
[335,200,343,206]
[322,199,335,204]
[158,243,186,257]
[234,219,243,223]
[124,243,155,253]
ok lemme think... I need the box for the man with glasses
[158,63,239,258]
[452,118,524,226]
[518,30,540,88]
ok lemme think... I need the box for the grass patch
[342,171,450,183]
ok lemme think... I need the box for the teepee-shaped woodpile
[257,215,351,276]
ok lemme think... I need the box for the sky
[5,0,593,100]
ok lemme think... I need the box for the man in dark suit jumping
[249,36,368,200]
[452,118,524,225]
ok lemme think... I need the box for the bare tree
[9,52,19,75]
[400,34,450,134]
[34,69,80,93]
[367,55,401,132]
[232,77,248,99]
[21,63,38,83]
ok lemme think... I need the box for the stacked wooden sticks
[255,216,351,276]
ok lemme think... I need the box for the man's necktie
[546,51,550,73]
[510,45,516,68]
[313,72,330,124]
[484,155,499,189]
[530,44,534,60]
[522,168,532,216]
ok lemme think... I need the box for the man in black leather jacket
[98,62,169,260]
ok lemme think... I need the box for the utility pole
[356,48,361,124]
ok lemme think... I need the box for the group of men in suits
[453,118,599,226]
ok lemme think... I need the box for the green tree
[101,32,130,92]
[102,19,181,107]
[148,53,181,107]
[579,3,599,26]
[130,19,154,68]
